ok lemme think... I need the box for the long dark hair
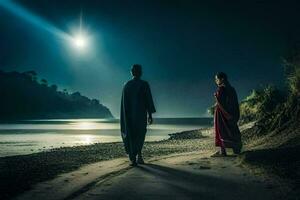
[216,72,230,85]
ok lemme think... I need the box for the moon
[73,33,88,50]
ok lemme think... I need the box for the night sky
[1,0,300,117]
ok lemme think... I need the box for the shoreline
[1,123,299,199]
[0,128,214,199]
[0,127,210,158]
[0,120,212,158]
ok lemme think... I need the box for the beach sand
[0,125,296,199]
[0,128,213,199]
[16,150,285,200]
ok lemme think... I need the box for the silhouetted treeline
[0,70,113,120]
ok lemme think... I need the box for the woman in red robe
[213,72,242,156]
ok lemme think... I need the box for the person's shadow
[134,163,274,200]
[136,163,227,199]
[77,162,276,200]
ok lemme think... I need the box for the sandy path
[16,151,284,200]
[74,152,283,200]
[15,158,130,200]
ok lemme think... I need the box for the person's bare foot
[211,151,227,157]
[221,147,227,156]
[233,146,241,154]
[137,156,145,164]
[130,161,138,167]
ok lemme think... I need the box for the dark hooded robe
[214,83,242,152]
[120,78,156,161]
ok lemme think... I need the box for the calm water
[0,118,212,157]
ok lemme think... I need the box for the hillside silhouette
[0,70,113,120]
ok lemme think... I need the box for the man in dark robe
[120,64,156,166]
[213,72,242,156]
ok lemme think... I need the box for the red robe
[214,84,242,150]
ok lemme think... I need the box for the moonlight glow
[73,33,88,49]
[71,12,90,51]
[75,122,96,130]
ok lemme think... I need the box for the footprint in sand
[187,160,211,165]
[103,183,112,186]
[187,162,197,165]
[198,166,211,170]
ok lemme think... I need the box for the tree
[71,92,81,97]
[22,70,37,82]
[91,99,100,105]
[63,89,68,94]
[50,84,58,91]
[40,79,48,86]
